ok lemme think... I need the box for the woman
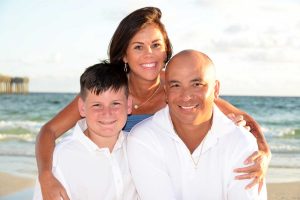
[36,7,271,200]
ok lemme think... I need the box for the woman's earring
[124,63,128,72]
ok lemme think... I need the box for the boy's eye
[111,102,122,108]
[92,103,102,108]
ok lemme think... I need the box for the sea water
[0,93,299,182]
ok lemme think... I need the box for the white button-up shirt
[33,119,138,200]
[127,105,267,200]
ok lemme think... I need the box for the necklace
[132,82,161,110]
[191,132,209,169]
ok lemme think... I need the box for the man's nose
[182,89,193,101]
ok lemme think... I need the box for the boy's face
[78,87,132,138]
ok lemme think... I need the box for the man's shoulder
[212,105,257,149]
[130,107,169,133]
[128,107,171,141]
[216,124,258,161]
[227,126,257,147]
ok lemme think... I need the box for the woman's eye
[152,43,161,48]
[134,45,142,50]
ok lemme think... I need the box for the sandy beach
[267,182,300,200]
[1,172,299,199]
[0,172,35,198]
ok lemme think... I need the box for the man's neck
[172,117,213,154]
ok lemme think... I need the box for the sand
[0,172,35,197]
[0,172,299,199]
[267,182,300,200]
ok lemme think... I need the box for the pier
[0,74,29,94]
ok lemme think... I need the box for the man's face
[165,53,219,126]
[79,87,132,137]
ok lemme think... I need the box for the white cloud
[0,0,299,96]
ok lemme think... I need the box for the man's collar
[152,105,235,153]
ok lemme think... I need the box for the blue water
[0,94,299,186]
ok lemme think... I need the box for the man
[126,50,267,199]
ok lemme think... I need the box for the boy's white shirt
[33,119,138,200]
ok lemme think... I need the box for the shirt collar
[153,104,235,153]
[74,119,125,153]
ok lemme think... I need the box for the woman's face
[123,24,167,81]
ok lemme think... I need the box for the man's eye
[193,82,205,87]
[170,83,180,88]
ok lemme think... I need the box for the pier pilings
[0,74,29,94]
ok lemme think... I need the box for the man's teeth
[180,105,196,109]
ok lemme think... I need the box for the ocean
[0,93,300,185]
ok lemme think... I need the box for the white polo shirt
[127,105,267,200]
[33,119,138,200]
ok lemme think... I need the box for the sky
[0,0,299,96]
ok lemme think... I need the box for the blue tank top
[123,114,153,132]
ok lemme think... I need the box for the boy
[33,62,137,200]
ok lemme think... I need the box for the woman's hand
[234,150,271,193]
[39,171,70,200]
[227,113,250,131]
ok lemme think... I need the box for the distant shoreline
[2,92,300,98]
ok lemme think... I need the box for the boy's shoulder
[54,133,81,156]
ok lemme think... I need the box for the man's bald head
[165,49,216,83]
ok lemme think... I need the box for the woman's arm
[215,97,271,192]
[35,95,81,200]
[215,98,269,151]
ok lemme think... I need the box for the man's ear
[127,95,133,115]
[164,85,168,103]
[214,80,220,99]
[78,97,86,117]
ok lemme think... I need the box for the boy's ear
[127,95,133,115]
[78,97,86,117]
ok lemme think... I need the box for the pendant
[134,105,139,109]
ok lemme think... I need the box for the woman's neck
[128,73,166,114]
[128,73,161,98]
